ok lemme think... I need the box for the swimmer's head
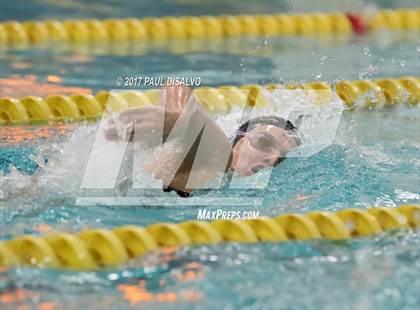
[230,116,300,176]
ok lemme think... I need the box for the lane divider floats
[0,9,418,47]
[0,205,419,270]
[0,76,418,126]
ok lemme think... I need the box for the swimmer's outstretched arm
[104,85,231,193]
[104,85,193,142]
[143,86,232,192]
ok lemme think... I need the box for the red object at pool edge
[346,13,368,35]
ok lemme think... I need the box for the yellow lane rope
[0,77,418,125]
[0,9,418,47]
[0,205,418,270]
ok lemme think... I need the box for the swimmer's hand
[104,85,195,143]
[103,106,175,142]
[159,84,193,113]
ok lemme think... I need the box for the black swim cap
[231,115,298,147]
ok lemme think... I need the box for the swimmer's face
[231,125,299,177]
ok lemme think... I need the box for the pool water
[1,0,420,309]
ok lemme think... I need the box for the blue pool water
[1,0,420,309]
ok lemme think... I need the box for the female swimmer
[104,86,300,197]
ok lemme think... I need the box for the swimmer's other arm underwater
[104,85,301,197]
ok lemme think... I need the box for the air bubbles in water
[358,65,378,79]
[240,58,246,72]
[319,56,328,65]
[107,273,119,281]
[313,72,322,80]
[363,47,372,57]
[319,55,335,66]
